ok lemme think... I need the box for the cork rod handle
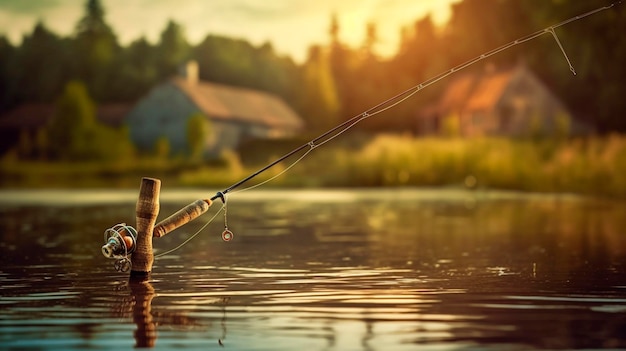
[131,177,161,277]
[152,199,212,238]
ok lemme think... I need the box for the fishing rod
[208,0,621,201]
[100,2,622,276]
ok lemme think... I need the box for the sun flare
[332,0,462,57]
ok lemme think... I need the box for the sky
[0,0,461,62]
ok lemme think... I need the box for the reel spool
[102,223,138,272]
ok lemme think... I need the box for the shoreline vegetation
[2,134,625,199]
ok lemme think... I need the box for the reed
[3,134,625,198]
[292,134,626,198]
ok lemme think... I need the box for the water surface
[1,189,625,350]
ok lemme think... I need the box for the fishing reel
[102,223,138,273]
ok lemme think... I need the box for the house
[417,64,585,137]
[126,61,304,157]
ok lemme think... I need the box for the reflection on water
[0,189,625,350]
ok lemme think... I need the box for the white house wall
[127,81,304,158]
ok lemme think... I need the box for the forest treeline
[0,0,625,133]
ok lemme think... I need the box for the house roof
[172,77,303,130]
[0,104,53,129]
[94,104,134,127]
[438,74,477,112]
[0,103,132,129]
[419,65,526,118]
[464,70,514,112]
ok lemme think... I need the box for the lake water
[1,188,625,350]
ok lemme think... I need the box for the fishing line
[230,145,315,194]
[156,2,621,256]
[154,202,226,258]
[231,111,373,194]
[208,1,620,203]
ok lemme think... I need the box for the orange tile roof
[438,74,478,112]
[428,66,521,117]
[464,70,514,112]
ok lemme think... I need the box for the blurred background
[0,0,624,197]
[1,3,626,349]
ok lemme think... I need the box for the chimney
[180,60,199,85]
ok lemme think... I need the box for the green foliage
[18,130,33,158]
[86,125,135,161]
[521,1,626,132]
[290,134,626,198]
[154,136,171,160]
[47,80,134,161]
[298,46,340,131]
[1,0,625,135]
[113,37,159,100]
[34,128,49,160]
[5,132,626,198]
[440,114,461,138]
[47,81,96,159]
[553,112,571,141]
[0,36,13,88]
[4,22,72,105]
[156,20,190,77]
[74,0,119,100]
[527,112,545,141]
[193,35,298,102]
[186,112,210,160]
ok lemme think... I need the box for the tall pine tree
[74,0,118,100]
[299,46,340,131]
[157,20,190,78]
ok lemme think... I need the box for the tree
[154,136,171,160]
[113,37,159,100]
[387,16,444,131]
[362,22,379,58]
[443,0,529,66]
[192,34,299,104]
[395,16,440,80]
[157,20,190,78]
[186,112,211,160]
[327,14,358,123]
[47,80,134,161]
[0,35,16,110]
[6,22,71,105]
[74,0,119,100]
[520,0,626,132]
[298,46,340,131]
[47,81,97,160]
[440,114,461,138]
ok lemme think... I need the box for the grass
[2,134,626,198]
[286,134,626,197]
[0,158,187,188]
